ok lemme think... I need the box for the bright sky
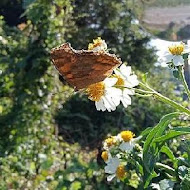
[150,38,179,67]
[150,38,190,66]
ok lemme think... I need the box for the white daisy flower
[101,151,112,163]
[88,37,107,52]
[117,130,135,152]
[103,136,117,150]
[163,42,188,66]
[114,64,139,108]
[86,78,122,112]
[105,157,126,181]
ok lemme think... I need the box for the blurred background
[0,0,189,189]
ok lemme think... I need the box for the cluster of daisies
[163,41,189,67]
[85,37,190,112]
[85,37,139,112]
[101,130,141,181]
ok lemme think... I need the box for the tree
[68,0,156,71]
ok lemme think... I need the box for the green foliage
[142,112,180,188]
[68,0,156,72]
[0,0,189,189]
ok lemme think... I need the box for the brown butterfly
[50,43,121,90]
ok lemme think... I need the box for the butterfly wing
[51,43,121,90]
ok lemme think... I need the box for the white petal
[104,78,118,87]
[105,157,120,174]
[163,54,173,63]
[102,96,116,112]
[106,87,122,96]
[120,64,131,77]
[184,45,189,53]
[173,55,184,66]
[119,142,134,152]
[95,99,106,111]
[112,95,121,107]
[187,40,190,47]
[121,93,131,107]
[114,69,122,76]
[123,88,135,95]
[127,75,139,87]
[107,174,116,181]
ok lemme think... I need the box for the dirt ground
[143,5,190,31]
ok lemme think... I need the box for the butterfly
[50,43,121,90]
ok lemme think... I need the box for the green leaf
[174,127,190,133]
[160,145,176,164]
[41,159,53,170]
[140,127,152,137]
[153,129,190,143]
[144,171,158,188]
[70,181,81,190]
[143,112,180,159]
[143,112,180,187]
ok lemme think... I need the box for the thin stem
[114,85,154,94]
[136,82,190,115]
[135,93,153,97]
[178,66,190,100]
[134,88,154,94]
[153,91,190,115]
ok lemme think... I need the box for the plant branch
[178,66,190,100]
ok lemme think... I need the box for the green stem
[135,93,153,97]
[153,91,190,115]
[178,66,190,100]
[138,82,190,115]
[134,88,154,94]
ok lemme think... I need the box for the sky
[150,38,190,66]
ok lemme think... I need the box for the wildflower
[114,64,139,107]
[118,130,135,152]
[105,157,126,181]
[101,151,109,162]
[120,130,135,142]
[163,42,188,66]
[88,37,107,52]
[86,78,122,112]
[103,136,117,150]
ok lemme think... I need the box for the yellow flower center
[168,43,184,55]
[88,37,106,50]
[101,151,108,162]
[86,82,105,101]
[113,74,125,87]
[116,165,126,180]
[120,131,135,142]
[105,136,116,147]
